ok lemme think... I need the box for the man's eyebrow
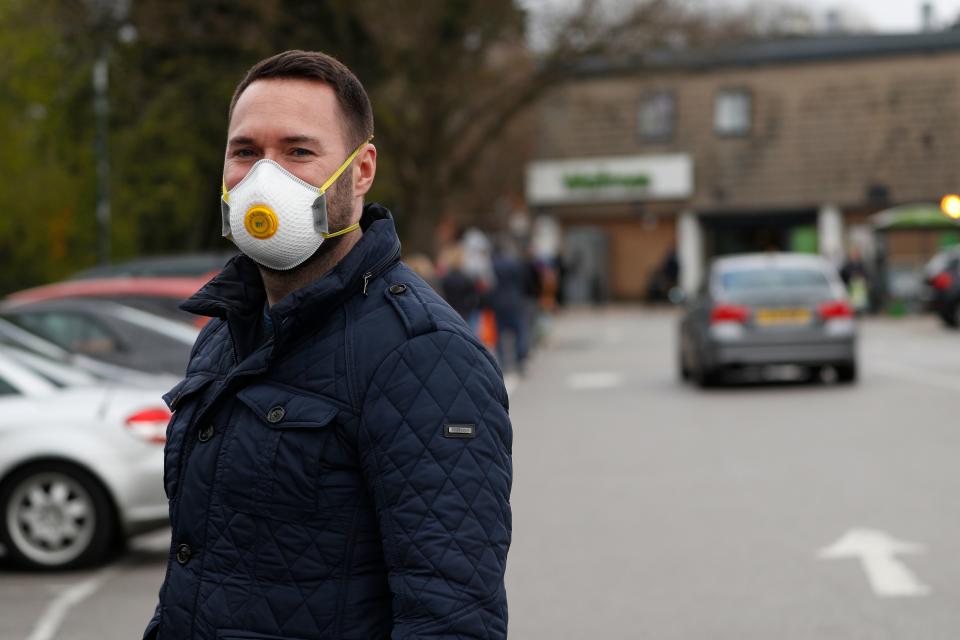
[227,135,325,148]
[280,135,323,147]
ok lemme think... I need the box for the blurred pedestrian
[841,247,871,313]
[142,50,512,640]
[439,244,481,325]
[646,248,679,303]
[491,241,533,373]
[405,252,439,291]
[523,246,545,345]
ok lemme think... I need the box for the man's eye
[291,148,314,157]
[232,148,256,158]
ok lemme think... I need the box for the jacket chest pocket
[163,373,217,499]
[222,382,342,522]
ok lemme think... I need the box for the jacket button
[389,283,407,295]
[176,543,192,565]
[267,406,286,423]
[198,424,214,442]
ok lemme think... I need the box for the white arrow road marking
[818,529,931,597]
[28,567,117,640]
[567,371,623,390]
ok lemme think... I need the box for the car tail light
[710,304,750,324]
[932,272,952,290]
[819,300,853,320]
[125,408,171,445]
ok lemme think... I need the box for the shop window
[637,92,675,141]
[714,88,752,136]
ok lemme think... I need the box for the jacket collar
[183,203,402,349]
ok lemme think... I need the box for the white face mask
[220,137,371,271]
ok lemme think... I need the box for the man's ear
[354,144,377,197]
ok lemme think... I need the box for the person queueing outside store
[143,50,513,640]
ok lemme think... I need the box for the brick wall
[538,51,960,211]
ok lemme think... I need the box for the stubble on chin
[258,168,360,301]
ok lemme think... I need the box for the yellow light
[942,194,960,219]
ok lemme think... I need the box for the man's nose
[263,149,284,163]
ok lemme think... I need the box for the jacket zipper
[361,243,401,295]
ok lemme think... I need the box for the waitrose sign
[526,153,693,205]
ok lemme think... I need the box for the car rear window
[925,251,960,277]
[718,267,832,292]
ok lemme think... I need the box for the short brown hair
[229,50,374,148]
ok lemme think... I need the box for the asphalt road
[2,308,960,639]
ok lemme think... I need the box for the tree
[0,0,818,294]
[0,0,98,293]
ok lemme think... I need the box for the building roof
[573,30,960,75]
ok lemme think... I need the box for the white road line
[872,359,960,393]
[567,371,623,390]
[27,568,117,640]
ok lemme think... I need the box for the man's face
[225,78,361,230]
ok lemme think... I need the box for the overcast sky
[768,0,960,31]
[523,1,960,33]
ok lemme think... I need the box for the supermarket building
[526,30,960,301]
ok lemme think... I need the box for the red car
[5,277,212,327]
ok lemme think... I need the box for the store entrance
[701,211,819,259]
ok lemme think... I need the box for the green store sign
[563,172,651,190]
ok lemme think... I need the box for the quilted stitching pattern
[363,331,511,639]
[147,205,511,640]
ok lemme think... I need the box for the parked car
[0,316,177,388]
[678,253,857,387]
[921,246,960,327]
[0,299,198,377]
[0,347,169,569]
[5,275,210,327]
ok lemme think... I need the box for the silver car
[679,253,857,386]
[0,347,169,569]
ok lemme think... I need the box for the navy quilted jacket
[143,204,512,640]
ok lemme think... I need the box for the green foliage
[0,0,96,293]
[0,0,535,293]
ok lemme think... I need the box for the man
[143,50,512,639]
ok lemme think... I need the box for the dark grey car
[0,299,197,377]
[679,253,857,386]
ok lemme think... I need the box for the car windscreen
[0,348,100,388]
[718,267,833,293]
[925,251,960,277]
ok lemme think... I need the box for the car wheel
[0,463,116,570]
[835,362,858,384]
[941,302,960,328]
[695,364,722,388]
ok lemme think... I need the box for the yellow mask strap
[321,221,361,239]
[222,179,229,202]
[318,135,374,194]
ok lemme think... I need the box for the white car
[0,347,170,569]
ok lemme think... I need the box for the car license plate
[755,308,812,326]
